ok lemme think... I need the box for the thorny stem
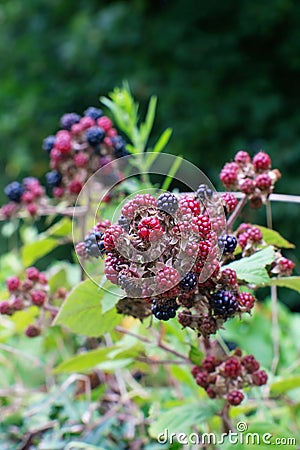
[226,194,247,231]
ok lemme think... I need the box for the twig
[19,421,58,450]
[220,402,232,434]
[226,194,247,230]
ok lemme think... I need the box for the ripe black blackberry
[156,192,178,215]
[112,136,130,158]
[4,181,24,203]
[46,171,62,188]
[196,184,213,201]
[179,272,197,291]
[218,234,237,254]
[60,112,80,130]
[42,135,56,152]
[151,297,178,321]
[86,126,105,146]
[84,106,103,120]
[211,290,238,318]
[84,230,104,258]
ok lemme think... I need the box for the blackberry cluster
[220,150,281,208]
[191,349,268,405]
[43,106,128,201]
[1,177,48,218]
[77,188,257,328]
[1,267,67,338]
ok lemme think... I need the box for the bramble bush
[0,85,300,449]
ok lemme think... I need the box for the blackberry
[241,355,260,373]
[112,136,129,157]
[118,273,142,298]
[156,192,178,215]
[197,184,213,201]
[227,390,244,406]
[234,150,251,165]
[252,370,268,386]
[4,181,24,203]
[218,234,237,254]
[224,357,241,378]
[253,151,271,171]
[179,272,197,291]
[84,231,104,258]
[84,106,103,120]
[46,171,62,188]
[86,126,105,146]
[60,112,81,130]
[151,297,178,321]
[42,135,56,152]
[211,290,238,318]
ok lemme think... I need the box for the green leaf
[260,276,300,293]
[161,155,183,191]
[53,347,115,373]
[48,268,70,294]
[149,401,222,438]
[188,345,204,366]
[45,217,72,238]
[22,238,57,266]
[255,225,294,249]
[146,128,173,167]
[270,375,300,394]
[54,279,122,337]
[225,246,275,284]
[140,95,157,143]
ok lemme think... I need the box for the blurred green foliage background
[0,0,299,302]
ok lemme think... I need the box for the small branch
[226,194,247,231]
[220,402,232,434]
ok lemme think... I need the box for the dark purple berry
[84,106,103,120]
[42,135,56,152]
[179,272,197,291]
[46,171,62,188]
[156,192,178,215]
[60,112,81,130]
[151,298,178,321]
[4,181,24,203]
[211,290,238,318]
[196,184,213,201]
[86,126,105,146]
[218,234,237,254]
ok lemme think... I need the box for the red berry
[219,162,239,188]
[54,130,72,154]
[27,203,37,216]
[74,152,89,168]
[227,390,244,405]
[39,273,48,285]
[1,203,17,218]
[156,267,180,290]
[238,232,249,248]
[107,127,118,137]
[68,180,83,195]
[31,290,46,306]
[221,268,237,286]
[11,297,24,311]
[121,194,156,218]
[50,147,63,162]
[247,226,263,242]
[234,150,251,165]
[191,366,202,378]
[25,324,41,338]
[206,387,216,399]
[224,357,242,378]
[21,191,35,203]
[26,267,40,281]
[97,116,113,131]
[94,219,112,233]
[253,151,271,171]
[178,195,201,216]
[240,178,255,194]
[196,371,208,387]
[80,116,95,129]
[201,355,217,373]
[238,292,255,310]
[255,173,272,190]
[103,225,124,251]
[192,215,212,236]
[0,301,13,315]
[278,257,295,275]
[241,355,260,373]
[138,217,163,240]
[221,193,238,213]
[252,370,268,386]
[53,186,65,198]
[6,276,20,292]
[105,252,128,284]
[198,241,212,259]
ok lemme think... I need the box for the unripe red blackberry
[198,241,212,259]
[206,387,217,399]
[178,195,200,216]
[227,390,244,406]
[105,252,128,284]
[75,242,87,258]
[53,186,65,198]
[240,178,255,195]
[103,225,124,251]
[192,214,211,236]
[220,268,237,286]
[202,355,217,373]
[278,257,295,275]
[252,370,268,386]
[68,180,83,195]
[219,162,239,188]
[255,173,272,190]
[27,203,37,216]
[224,357,242,378]
[97,116,113,131]
[156,267,180,290]
[191,366,202,378]
[234,150,251,165]
[138,217,163,241]
[6,276,20,292]
[241,355,260,373]
[0,301,13,315]
[25,324,41,338]
[54,130,72,154]
[122,194,156,218]
[253,151,271,171]
[177,310,193,328]
[21,191,35,204]
[196,371,209,388]
[94,219,111,233]
[221,192,238,214]
[11,297,24,311]
[74,152,89,168]
[26,267,40,281]
[247,226,263,242]
[31,290,47,306]
[39,273,48,285]
[238,292,255,310]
